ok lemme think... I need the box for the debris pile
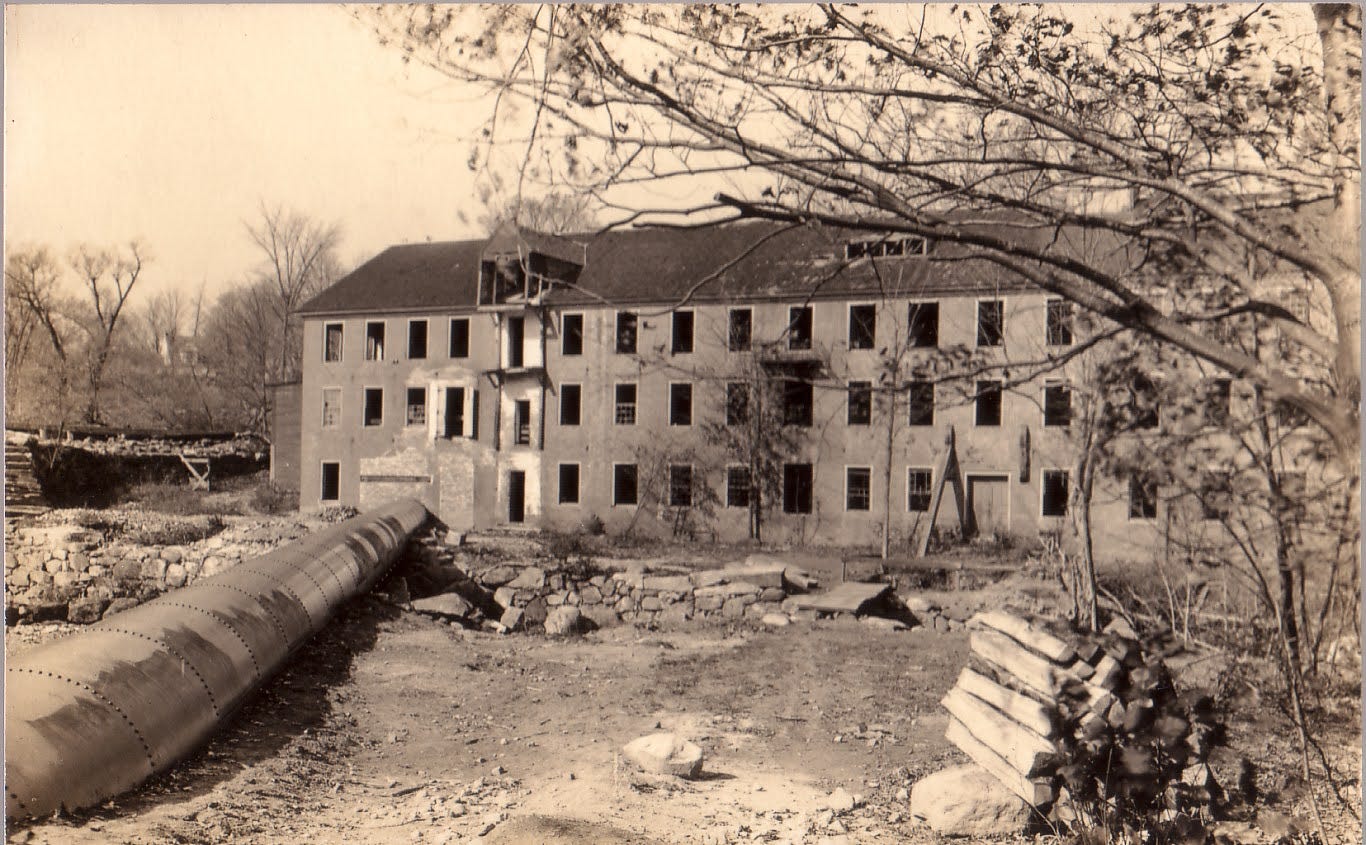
[930,610,1224,833]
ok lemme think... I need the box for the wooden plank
[941,687,1058,777]
[793,582,890,614]
[972,611,1076,663]
[945,717,1055,807]
[955,668,1056,739]
[915,426,964,558]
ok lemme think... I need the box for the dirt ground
[5,565,1361,845]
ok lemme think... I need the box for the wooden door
[508,470,526,523]
[967,474,1010,537]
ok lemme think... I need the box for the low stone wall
[471,560,799,630]
[4,520,308,625]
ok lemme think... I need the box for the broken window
[1043,382,1072,427]
[782,379,813,427]
[726,382,749,426]
[787,306,813,350]
[1132,373,1160,429]
[848,305,876,350]
[513,399,531,445]
[320,462,340,502]
[615,311,638,354]
[558,463,580,505]
[1128,475,1157,519]
[977,300,1005,347]
[846,467,871,511]
[614,383,637,425]
[726,467,751,509]
[363,388,383,427]
[844,237,926,259]
[669,465,693,508]
[907,468,933,512]
[728,308,752,351]
[560,384,581,426]
[783,463,814,514]
[907,302,939,348]
[669,383,693,426]
[1276,400,1309,430]
[324,322,344,362]
[449,318,470,358]
[1042,470,1069,517]
[975,380,1003,426]
[405,387,426,426]
[847,381,872,426]
[321,388,341,428]
[1046,299,1074,346]
[613,463,638,506]
[408,320,428,359]
[908,379,935,426]
[672,311,694,355]
[561,313,584,356]
[365,321,386,361]
[1200,472,1231,521]
[506,316,525,368]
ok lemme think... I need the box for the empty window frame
[1132,373,1161,429]
[1042,469,1069,517]
[671,310,694,354]
[908,379,935,426]
[561,313,584,356]
[513,399,531,445]
[782,463,814,514]
[847,381,872,426]
[845,236,926,258]
[615,311,638,354]
[405,387,427,426]
[1043,382,1072,427]
[728,308,753,352]
[558,463,581,505]
[362,388,384,427]
[726,467,751,509]
[613,463,638,506]
[846,467,871,511]
[848,304,876,350]
[908,302,939,348]
[324,322,344,362]
[320,462,340,502]
[614,383,637,425]
[977,299,1005,347]
[669,382,693,426]
[321,388,342,428]
[506,316,525,368]
[668,464,693,507]
[782,379,814,427]
[1128,475,1157,519]
[907,468,933,512]
[1276,400,1309,431]
[1046,299,1074,346]
[1205,378,1232,427]
[726,382,749,426]
[408,319,428,359]
[1199,472,1231,521]
[787,306,813,350]
[449,318,470,358]
[559,384,582,426]
[975,380,1003,426]
[444,386,466,437]
[365,321,386,361]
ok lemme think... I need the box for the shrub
[125,515,226,547]
[581,513,606,536]
[318,505,359,524]
[250,482,297,515]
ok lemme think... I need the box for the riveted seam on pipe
[149,603,262,680]
[7,667,159,771]
[203,584,292,643]
[227,568,317,631]
[95,628,221,718]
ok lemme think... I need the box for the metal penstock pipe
[5,498,429,822]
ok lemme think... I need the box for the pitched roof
[298,240,485,316]
[298,218,1061,317]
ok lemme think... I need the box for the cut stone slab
[499,606,524,631]
[505,567,545,591]
[760,613,790,627]
[411,593,474,619]
[622,732,704,779]
[793,582,892,615]
[910,763,1033,838]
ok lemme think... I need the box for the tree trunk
[881,388,895,560]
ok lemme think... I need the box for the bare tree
[136,288,186,361]
[477,185,598,235]
[199,279,284,434]
[371,3,1360,462]
[6,246,69,374]
[245,203,342,380]
[69,241,146,424]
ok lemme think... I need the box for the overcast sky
[5,4,501,300]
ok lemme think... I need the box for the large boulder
[622,732,704,779]
[910,764,1033,837]
[544,606,583,636]
[412,593,474,619]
